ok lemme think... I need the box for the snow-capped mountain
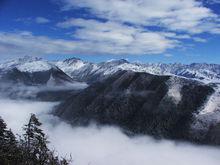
[1,56,220,85]
[55,58,220,138]
[0,56,55,73]
[0,56,88,101]
[0,56,75,86]
[55,57,100,83]
[1,56,220,144]
[55,57,220,84]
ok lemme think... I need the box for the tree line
[0,114,71,165]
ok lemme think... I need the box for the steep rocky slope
[55,70,214,143]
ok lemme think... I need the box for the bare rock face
[55,70,214,143]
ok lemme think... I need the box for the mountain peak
[18,56,42,63]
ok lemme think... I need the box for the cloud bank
[60,0,220,34]
[1,0,220,58]
[0,99,220,165]
[0,30,177,58]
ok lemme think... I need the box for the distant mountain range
[55,57,220,84]
[0,56,87,100]
[1,56,220,84]
[1,56,220,145]
[0,56,74,86]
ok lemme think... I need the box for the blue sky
[0,0,220,64]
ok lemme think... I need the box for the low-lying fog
[0,99,220,165]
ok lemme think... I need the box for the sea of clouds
[0,99,220,165]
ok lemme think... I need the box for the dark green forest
[0,114,71,165]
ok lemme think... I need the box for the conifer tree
[21,114,71,165]
[0,115,71,165]
[0,117,21,164]
[22,113,49,164]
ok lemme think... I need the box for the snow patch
[17,61,52,72]
[47,74,56,86]
[166,77,182,104]
[56,60,86,77]
[192,85,220,131]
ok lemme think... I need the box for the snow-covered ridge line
[0,56,56,73]
[1,56,220,83]
[54,57,220,84]
[1,56,220,136]
[17,61,55,73]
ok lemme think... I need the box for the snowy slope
[2,55,219,85]
[5,56,218,85]
[55,58,220,84]
[191,84,220,133]
[55,57,220,133]
[0,56,55,73]
[17,61,53,73]
[1,56,220,135]
[0,56,75,86]
[56,57,87,76]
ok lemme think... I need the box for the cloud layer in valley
[0,99,220,165]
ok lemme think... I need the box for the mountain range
[55,57,220,84]
[1,56,220,145]
[1,56,220,84]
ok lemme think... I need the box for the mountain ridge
[2,56,220,84]
[54,57,220,84]
[1,56,220,145]
[54,70,216,144]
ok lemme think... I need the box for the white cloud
[0,31,77,57]
[57,18,179,54]
[59,0,220,34]
[0,27,179,57]
[35,17,50,24]
[52,0,220,56]
[164,53,173,57]
[0,99,220,165]
[193,37,207,43]
[4,0,219,57]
